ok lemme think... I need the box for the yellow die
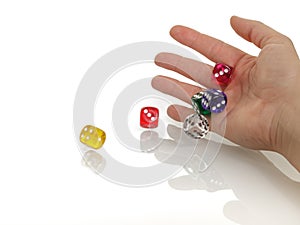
[80,125,106,149]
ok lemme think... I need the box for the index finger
[170,25,248,67]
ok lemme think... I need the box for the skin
[152,16,300,172]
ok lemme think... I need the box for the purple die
[201,89,227,113]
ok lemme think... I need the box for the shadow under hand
[155,124,300,225]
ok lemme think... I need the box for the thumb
[230,16,290,49]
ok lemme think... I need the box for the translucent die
[213,63,232,85]
[201,89,227,113]
[140,107,159,128]
[80,125,106,149]
[183,114,209,139]
[191,92,211,116]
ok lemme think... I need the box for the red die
[140,107,159,128]
[213,63,232,85]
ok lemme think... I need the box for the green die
[191,92,211,116]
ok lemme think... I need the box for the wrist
[280,138,300,172]
[275,102,300,172]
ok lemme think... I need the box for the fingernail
[170,25,183,37]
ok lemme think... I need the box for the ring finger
[151,75,203,104]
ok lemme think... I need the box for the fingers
[151,76,222,132]
[167,104,195,122]
[230,16,291,49]
[155,52,220,89]
[151,75,202,104]
[170,25,248,67]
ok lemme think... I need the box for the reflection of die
[80,125,106,149]
[183,113,209,139]
[140,107,159,128]
[201,89,227,113]
[140,130,161,152]
[82,150,106,173]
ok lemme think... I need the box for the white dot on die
[224,68,229,73]
[147,113,152,117]
[217,103,221,108]
[215,73,219,77]
[81,134,84,138]
[98,137,101,141]
[143,109,148,114]
[86,136,90,140]
[84,127,88,131]
[221,100,226,104]
[212,106,216,111]
[219,71,224,75]
[151,117,156,121]
[89,129,93,133]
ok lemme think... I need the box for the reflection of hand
[160,125,300,225]
[153,124,223,171]
[152,16,300,171]
[154,124,229,192]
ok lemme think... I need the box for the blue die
[201,89,227,113]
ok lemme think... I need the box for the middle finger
[155,52,220,89]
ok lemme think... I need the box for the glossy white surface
[1,0,300,224]
[82,125,300,225]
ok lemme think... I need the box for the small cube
[213,63,232,85]
[201,89,227,113]
[140,107,159,128]
[191,92,211,116]
[183,113,209,139]
[80,125,106,149]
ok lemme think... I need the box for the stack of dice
[184,63,231,139]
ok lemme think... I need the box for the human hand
[152,16,300,171]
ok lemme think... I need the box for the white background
[1,0,300,224]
